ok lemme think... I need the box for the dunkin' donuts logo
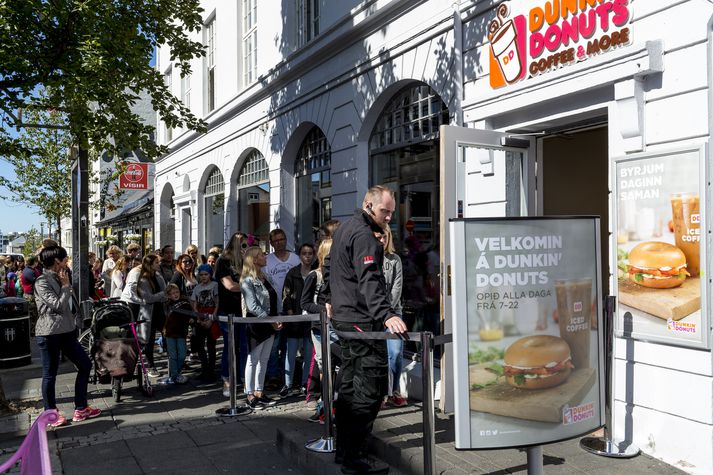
[489,0,632,89]
[563,402,595,425]
[667,319,697,333]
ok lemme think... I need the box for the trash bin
[0,297,31,368]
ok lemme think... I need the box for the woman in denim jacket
[240,246,282,408]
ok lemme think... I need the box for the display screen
[614,147,707,348]
[450,217,604,449]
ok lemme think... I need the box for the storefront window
[369,83,450,356]
[203,167,225,250]
[296,127,331,244]
[237,149,270,243]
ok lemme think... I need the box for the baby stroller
[78,299,154,401]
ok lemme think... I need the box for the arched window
[295,126,331,244]
[237,150,270,243]
[369,84,449,355]
[203,167,225,249]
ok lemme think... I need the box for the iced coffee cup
[490,20,522,84]
[555,279,592,370]
[671,193,700,277]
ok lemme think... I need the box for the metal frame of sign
[450,216,605,450]
[612,144,709,350]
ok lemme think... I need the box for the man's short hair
[269,229,286,242]
[362,185,394,208]
[161,244,173,255]
[126,243,140,252]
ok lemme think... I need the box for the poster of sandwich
[449,217,605,450]
[613,146,708,349]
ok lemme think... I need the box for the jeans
[36,331,92,411]
[387,335,404,395]
[191,324,217,375]
[166,337,187,379]
[265,330,285,381]
[310,326,339,371]
[245,335,274,394]
[219,319,248,382]
[285,335,313,387]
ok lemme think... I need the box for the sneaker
[246,395,261,409]
[257,394,276,406]
[72,406,102,422]
[308,411,321,423]
[175,374,188,384]
[279,385,290,397]
[389,394,408,407]
[48,412,68,428]
[341,457,389,474]
[147,367,161,378]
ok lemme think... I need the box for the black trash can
[0,297,31,368]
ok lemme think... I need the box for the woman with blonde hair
[241,246,281,408]
[185,244,206,266]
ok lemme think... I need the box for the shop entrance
[538,125,610,295]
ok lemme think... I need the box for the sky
[0,159,46,234]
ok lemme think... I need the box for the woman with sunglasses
[185,244,207,268]
[170,254,198,298]
[215,232,251,396]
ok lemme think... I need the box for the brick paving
[0,340,691,474]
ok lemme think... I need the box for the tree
[0,0,207,410]
[0,104,73,242]
[0,0,207,159]
[22,227,42,256]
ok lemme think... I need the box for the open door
[438,125,536,412]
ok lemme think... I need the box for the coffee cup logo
[489,3,523,85]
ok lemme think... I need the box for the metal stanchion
[216,313,251,417]
[305,311,336,452]
[580,296,639,457]
[421,331,436,475]
[526,446,543,475]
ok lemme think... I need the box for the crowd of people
[3,185,422,474]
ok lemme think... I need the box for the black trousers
[332,319,388,462]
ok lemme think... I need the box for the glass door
[439,125,535,411]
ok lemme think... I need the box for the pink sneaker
[48,413,68,428]
[389,394,408,407]
[72,406,102,422]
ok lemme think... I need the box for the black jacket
[324,209,394,323]
[282,265,310,338]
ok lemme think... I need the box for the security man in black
[325,185,407,475]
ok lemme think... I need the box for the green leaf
[634,273,644,282]
[513,374,526,386]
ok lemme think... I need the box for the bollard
[305,311,336,452]
[421,331,436,475]
[216,313,251,417]
[580,296,639,457]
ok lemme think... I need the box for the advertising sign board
[119,162,149,190]
[450,217,604,449]
[613,146,708,348]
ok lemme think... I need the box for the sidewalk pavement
[0,340,688,475]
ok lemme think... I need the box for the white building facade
[155,1,713,472]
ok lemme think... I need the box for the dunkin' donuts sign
[489,0,631,89]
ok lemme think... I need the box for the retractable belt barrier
[209,311,452,475]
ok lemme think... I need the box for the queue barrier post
[580,296,639,458]
[421,331,436,475]
[305,311,336,453]
[216,313,252,417]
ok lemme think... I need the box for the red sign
[119,163,148,190]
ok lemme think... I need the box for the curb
[0,412,30,435]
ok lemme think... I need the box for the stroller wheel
[112,377,122,402]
